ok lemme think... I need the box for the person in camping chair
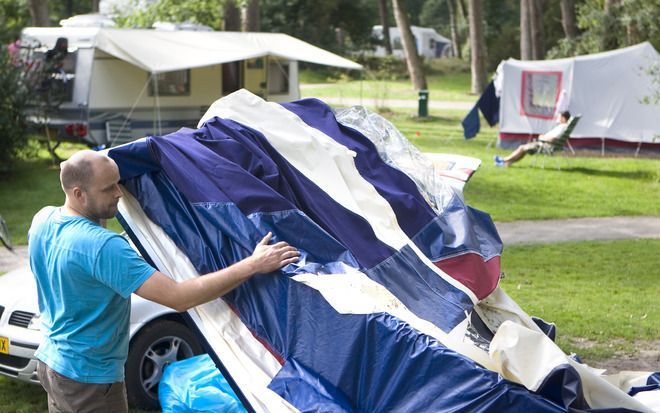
[494,111,571,167]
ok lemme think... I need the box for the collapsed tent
[464,42,660,152]
[108,90,659,412]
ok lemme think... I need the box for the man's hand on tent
[135,232,299,312]
[249,232,300,274]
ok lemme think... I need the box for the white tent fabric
[94,29,363,73]
[495,42,659,144]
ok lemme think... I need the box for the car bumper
[0,338,40,384]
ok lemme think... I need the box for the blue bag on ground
[159,354,247,413]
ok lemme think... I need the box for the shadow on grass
[538,166,657,180]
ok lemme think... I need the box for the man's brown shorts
[37,361,128,413]
[520,140,551,154]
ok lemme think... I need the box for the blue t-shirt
[28,207,156,383]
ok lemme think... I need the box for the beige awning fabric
[22,27,363,73]
[94,29,363,73]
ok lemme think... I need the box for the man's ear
[71,186,84,202]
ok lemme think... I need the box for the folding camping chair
[532,115,580,170]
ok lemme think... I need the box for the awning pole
[152,73,162,135]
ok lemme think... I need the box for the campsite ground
[0,68,657,412]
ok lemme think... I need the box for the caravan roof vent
[152,21,213,31]
[59,14,116,28]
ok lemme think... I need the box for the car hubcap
[139,335,195,399]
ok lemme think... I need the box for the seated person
[494,111,571,167]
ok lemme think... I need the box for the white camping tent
[495,42,660,151]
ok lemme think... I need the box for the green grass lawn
[0,376,148,413]
[501,239,660,360]
[301,72,474,103]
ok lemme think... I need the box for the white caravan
[20,26,362,148]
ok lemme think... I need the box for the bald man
[28,150,299,413]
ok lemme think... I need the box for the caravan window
[268,61,289,94]
[149,70,190,96]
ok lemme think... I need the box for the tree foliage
[112,0,224,29]
[0,0,31,44]
[548,0,660,58]
[0,46,33,172]
[261,0,377,52]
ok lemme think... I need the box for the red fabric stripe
[499,133,660,150]
[434,254,501,300]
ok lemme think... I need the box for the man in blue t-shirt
[28,150,300,413]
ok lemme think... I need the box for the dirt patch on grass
[571,338,660,373]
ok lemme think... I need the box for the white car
[0,264,203,410]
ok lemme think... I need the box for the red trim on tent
[434,254,500,300]
[499,133,660,150]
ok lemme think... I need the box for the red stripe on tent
[434,254,500,300]
[229,302,285,366]
[499,133,660,151]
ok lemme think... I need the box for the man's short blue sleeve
[93,236,156,298]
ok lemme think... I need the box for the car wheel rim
[139,335,195,399]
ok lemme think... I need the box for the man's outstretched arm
[135,232,299,312]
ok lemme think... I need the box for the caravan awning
[94,29,363,73]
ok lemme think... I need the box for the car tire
[125,319,203,410]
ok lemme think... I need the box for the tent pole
[359,69,363,105]
[601,138,605,156]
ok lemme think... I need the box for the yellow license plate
[0,336,8,354]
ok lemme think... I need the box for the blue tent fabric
[479,81,500,127]
[108,96,655,413]
[461,81,500,139]
[462,105,481,139]
[284,98,503,300]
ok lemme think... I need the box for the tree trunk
[468,0,487,93]
[457,0,468,20]
[241,0,260,32]
[603,0,620,50]
[626,21,640,46]
[392,0,427,90]
[447,0,462,58]
[378,0,392,55]
[29,0,50,26]
[91,0,100,13]
[224,0,241,31]
[559,0,578,40]
[529,0,545,59]
[520,0,532,60]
